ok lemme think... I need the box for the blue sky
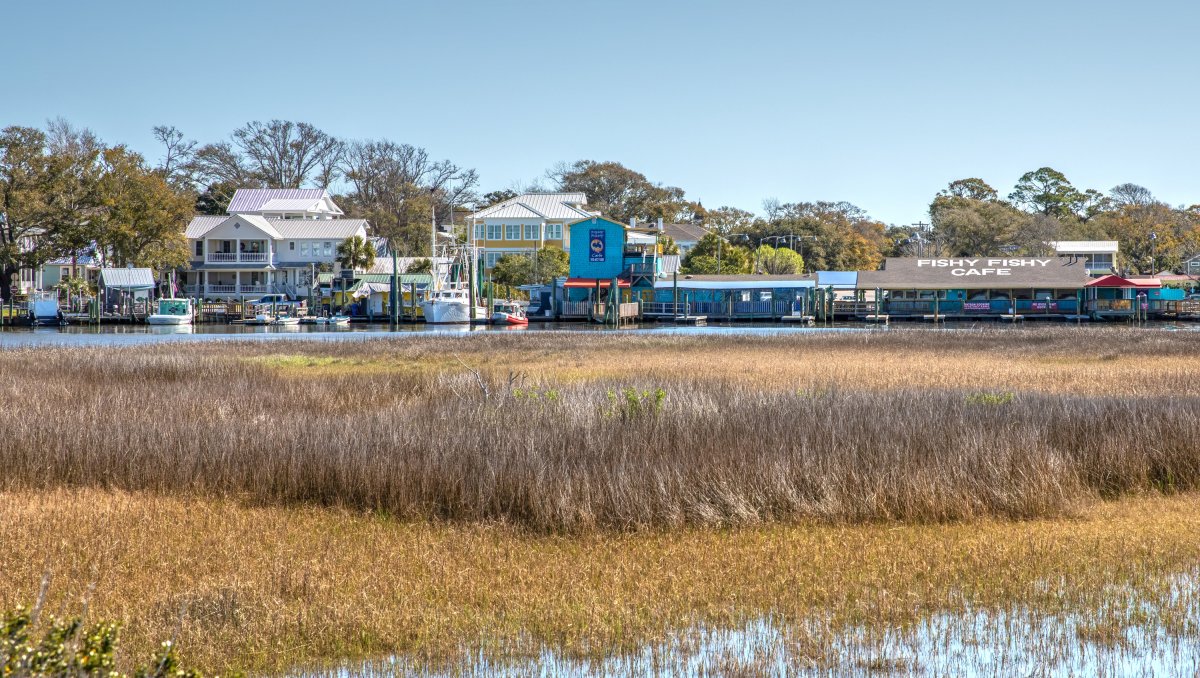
[6,0,1200,224]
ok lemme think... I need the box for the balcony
[184,284,275,296]
[205,252,273,265]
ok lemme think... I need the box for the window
[524,224,538,240]
[487,223,502,240]
[485,252,502,268]
[301,242,309,257]
[61,267,71,279]
[474,224,486,241]
[289,241,295,251]
[545,223,562,240]
[195,241,204,257]
[505,224,520,240]
[323,242,332,257]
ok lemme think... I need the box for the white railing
[205,252,271,264]
[239,285,269,294]
[206,285,238,294]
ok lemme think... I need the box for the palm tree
[336,235,377,273]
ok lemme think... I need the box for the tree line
[5,115,1200,303]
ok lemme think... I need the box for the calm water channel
[1,319,1197,348]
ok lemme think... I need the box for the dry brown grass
[3,489,1200,674]
[2,328,1199,530]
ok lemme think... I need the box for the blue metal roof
[816,271,858,288]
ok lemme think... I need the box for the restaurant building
[854,257,1093,319]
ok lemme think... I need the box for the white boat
[272,315,300,326]
[146,298,193,325]
[421,287,486,324]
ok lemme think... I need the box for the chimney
[657,217,664,231]
[630,217,637,230]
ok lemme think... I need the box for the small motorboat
[146,298,193,326]
[305,315,350,326]
[272,315,301,326]
[491,300,529,326]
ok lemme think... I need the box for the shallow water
[307,605,1200,677]
[0,319,1197,348]
[0,322,868,347]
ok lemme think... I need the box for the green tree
[95,146,192,270]
[194,181,237,215]
[336,235,377,272]
[939,178,999,201]
[0,124,103,302]
[480,189,518,208]
[548,160,688,224]
[1009,167,1084,218]
[754,245,804,274]
[680,232,750,274]
[704,205,757,236]
[405,257,432,274]
[490,248,569,287]
[659,234,680,255]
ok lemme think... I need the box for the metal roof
[258,198,330,212]
[816,271,858,288]
[473,193,591,221]
[1048,240,1119,254]
[661,223,709,243]
[99,268,156,289]
[227,188,331,213]
[857,258,1092,290]
[660,254,681,275]
[185,215,368,240]
[368,257,451,274]
[654,275,815,290]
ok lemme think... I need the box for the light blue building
[563,216,660,302]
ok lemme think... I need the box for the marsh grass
[2,328,1199,530]
[4,327,1200,672]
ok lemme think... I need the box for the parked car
[1186,292,1200,300]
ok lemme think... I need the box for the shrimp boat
[146,298,193,325]
[420,243,485,324]
[491,300,528,326]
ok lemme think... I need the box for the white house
[182,189,369,299]
[470,192,595,269]
[660,222,710,254]
[1048,241,1118,276]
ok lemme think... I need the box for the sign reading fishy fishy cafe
[916,259,1054,277]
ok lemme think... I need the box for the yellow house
[469,192,595,270]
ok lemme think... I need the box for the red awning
[563,278,631,289]
[1087,274,1161,288]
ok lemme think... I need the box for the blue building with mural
[563,216,661,302]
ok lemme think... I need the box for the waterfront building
[659,222,710,254]
[1048,241,1119,276]
[181,189,369,299]
[650,274,816,319]
[855,257,1092,318]
[470,193,594,270]
[98,268,156,314]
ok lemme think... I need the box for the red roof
[1086,274,1161,288]
[563,277,631,289]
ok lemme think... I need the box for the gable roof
[474,193,591,221]
[567,215,628,230]
[227,188,337,214]
[185,215,368,240]
[1087,274,1160,288]
[661,222,709,243]
[858,257,1091,290]
[99,268,155,289]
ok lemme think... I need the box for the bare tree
[1109,183,1155,207]
[233,120,342,188]
[151,125,197,187]
[188,141,259,187]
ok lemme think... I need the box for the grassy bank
[3,489,1200,674]
[1,328,1199,529]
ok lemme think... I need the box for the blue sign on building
[589,229,606,262]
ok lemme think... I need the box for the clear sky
[6,0,1200,225]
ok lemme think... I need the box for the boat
[491,300,529,326]
[244,314,272,326]
[303,315,351,326]
[146,298,193,325]
[421,286,486,324]
[272,315,300,326]
[25,293,67,326]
